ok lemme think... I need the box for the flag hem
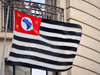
[7,61,72,72]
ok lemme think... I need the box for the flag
[7,10,82,71]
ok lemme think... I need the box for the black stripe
[9,52,73,65]
[40,26,82,36]
[40,34,80,44]
[41,19,82,29]
[14,35,77,51]
[12,44,76,58]
[7,61,72,72]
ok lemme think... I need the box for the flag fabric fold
[7,10,82,71]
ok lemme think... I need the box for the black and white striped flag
[7,10,82,71]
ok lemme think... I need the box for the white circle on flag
[21,17,33,31]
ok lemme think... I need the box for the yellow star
[35,30,38,33]
[35,20,38,24]
[16,24,19,28]
[17,14,20,17]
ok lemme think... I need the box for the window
[46,0,56,6]
[32,69,46,75]
[15,66,31,75]
[5,64,31,75]
[46,0,57,20]
[25,0,45,3]
[2,0,63,32]
[5,65,14,75]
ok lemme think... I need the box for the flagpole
[0,6,10,75]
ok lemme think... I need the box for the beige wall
[66,0,100,75]
[0,1,2,32]
[0,1,4,75]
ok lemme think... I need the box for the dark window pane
[5,64,13,75]
[16,66,31,75]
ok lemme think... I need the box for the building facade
[0,0,100,75]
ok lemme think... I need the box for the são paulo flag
[7,10,82,72]
[14,10,41,35]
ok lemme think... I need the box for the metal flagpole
[0,6,10,75]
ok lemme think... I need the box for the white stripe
[13,39,76,55]
[8,56,72,70]
[14,31,78,48]
[11,48,74,62]
[41,22,82,33]
[40,30,81,40]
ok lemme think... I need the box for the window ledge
[0,32,13,39]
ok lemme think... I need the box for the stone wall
[66,0,100,75]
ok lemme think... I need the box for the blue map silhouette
[23,18,32,30]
